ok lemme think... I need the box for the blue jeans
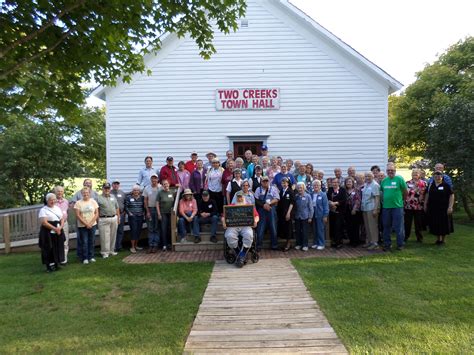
[178,212,199,238]
[256,206,278,249]
[129,214,144,241]
[76,223,83,260]
[313,216,326,247]
[198,215,219,237]
[147,207,160,247]
[115,211,125,251]
[382,207,405,248]
[78,225,96,261]
[295,219,309,248]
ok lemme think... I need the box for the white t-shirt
[38,205,63,222]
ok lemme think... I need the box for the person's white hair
[132,184,141,191]
[312,179,321,186]
[53,186,64,194]
[296,182,306,188]
[45,193,57,201]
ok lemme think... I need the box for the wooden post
[171,211,177,251]
[3,215,11,254]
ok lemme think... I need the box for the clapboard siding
[104,0,391,189]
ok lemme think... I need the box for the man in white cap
[143,173,161,253]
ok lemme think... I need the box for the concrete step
[173,235,293,252]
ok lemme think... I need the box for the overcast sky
[290,0,473,90]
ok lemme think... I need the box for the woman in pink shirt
[177,161,191,190]
[178,189,200,243]
[54,186,70,264]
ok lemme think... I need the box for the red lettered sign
[216,88,280,111]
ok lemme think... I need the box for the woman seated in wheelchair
[222,191,259,267]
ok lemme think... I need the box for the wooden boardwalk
[184,259,347,354]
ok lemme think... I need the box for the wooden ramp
[184,259,347,354]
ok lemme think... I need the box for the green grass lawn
[293,224,474,354]
[0,253,212,354]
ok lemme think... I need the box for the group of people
[38,145,455,272]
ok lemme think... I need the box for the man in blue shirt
[273,163,296,190]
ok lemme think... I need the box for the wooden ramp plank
[184,259,347,354]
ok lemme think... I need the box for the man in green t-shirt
[380,163,408,251]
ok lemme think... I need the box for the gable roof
[92,0,402,100]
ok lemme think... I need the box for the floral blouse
[404,179,427,210]
[345,188,361,212]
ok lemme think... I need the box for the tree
[0,107,105,208]
[0,0,246,121]
[425,98,474,220]
[389,37,473,158]
[389,36,474,218]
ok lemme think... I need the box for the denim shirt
[311,191,329,218]
[294,192,314,220]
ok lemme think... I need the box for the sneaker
[302,246,308,252]
[311,245,318,249]
[110,252,118,256]
[180,237,187,243]
[317,245,325,250]
[83,260,89,265]
[135,246,143,250]
[162,246,167,251]
[130,247,137,254]
[294,245,301,250]
[367,244,379,250]
[90,258,96,263]
[102,255,109,259]
[210,236,218,243]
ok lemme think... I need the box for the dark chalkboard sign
[224,204,254,227]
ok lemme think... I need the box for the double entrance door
[233,141,262,158]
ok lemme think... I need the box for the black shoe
[194,237,201,243]
[210,236,217,243]
[271,247,280,251]
[383,246,392,252]
[336,244,343,249]
[396,246,404,251]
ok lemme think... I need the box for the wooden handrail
[170,186,183,251]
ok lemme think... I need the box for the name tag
[130,198,135,202]
[438,186,444,190]
[391,182,396,186]
[110,197,115,201]
[208,204,212,208]
[408,184,414,188]
[168,194,173,198]
[302,197,306,201]
[351,192,355,195]
[318,196,322,200]
[117,194,122,197]
[286,195,290,199]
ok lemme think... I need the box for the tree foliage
[0,0,246,121]
[0,107,105,208]
[425,98,474,220]
[389,37,473,158]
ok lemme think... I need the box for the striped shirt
[125,195,145,216]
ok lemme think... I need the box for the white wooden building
[93,0,402,189]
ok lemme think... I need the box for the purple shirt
[177,170,191,189]
[190,169,206,193]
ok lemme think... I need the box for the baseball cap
[261,145,268,151]
[166,156,173,161]
[102,182,111,189]
[202,190,210,196]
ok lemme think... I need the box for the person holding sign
[222,191,259,267]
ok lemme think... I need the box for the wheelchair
[223,230,259,268]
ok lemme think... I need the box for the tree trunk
[461,193,474,220]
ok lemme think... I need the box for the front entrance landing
[183,259,347,354]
